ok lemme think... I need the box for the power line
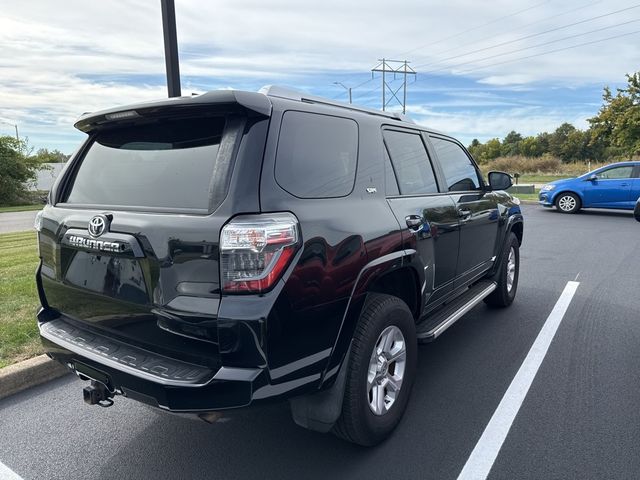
[333,0,601,95]
[351,82,382,103]
[419,18,640,75]
[353,77,376,90]
[456,29,640,75]
[414,3,640,70]
[371,60,416,113]
[410,0,602,65]
[329,77,375,100]
[393,0,552,59]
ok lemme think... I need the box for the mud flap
[289,345,351,433]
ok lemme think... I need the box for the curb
[0,355,70,401]
[518,200,539,205]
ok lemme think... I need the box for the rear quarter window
[275,111,358,198]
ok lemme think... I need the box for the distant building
[33,163,65,191]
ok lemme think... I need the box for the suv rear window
[275,111,358,198]
[65,117,226,211]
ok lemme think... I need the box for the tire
[555,192,581,213]
[332,293,417,446]
[484,232,519,308]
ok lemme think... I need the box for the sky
[0,0,639,153]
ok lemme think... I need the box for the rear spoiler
[74,90,272,133]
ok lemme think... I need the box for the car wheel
[332,293,417,446]
[555,192,581,213]
[484,233,519,308]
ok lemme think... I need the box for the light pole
[161,0,181,98]
[0,120,19,141]
[333,82,352,104]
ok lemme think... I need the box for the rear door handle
[405,215,423,230]
[621,183,629,187]
[458,209,472,220]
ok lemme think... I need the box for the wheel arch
[490,214,523,276]
[510,220,523,246]
[552,189,584,207]
[319,250,421,389]
[366,266,421,320]
[292,252,421,434]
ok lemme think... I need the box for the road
[0,211,38,234]
[1,204,639,480]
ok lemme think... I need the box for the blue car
[539,161,640,213]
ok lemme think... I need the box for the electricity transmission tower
[371,59,416,113]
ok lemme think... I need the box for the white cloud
[478,74,536,86]
[410,105,593,146]
[0,0,638,150]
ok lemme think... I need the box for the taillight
[220,213,300,293]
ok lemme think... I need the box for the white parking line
[457,280,580,480]
[0,460,24,480]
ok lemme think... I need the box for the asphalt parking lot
[0,211,39,234]
[1,203,639,480]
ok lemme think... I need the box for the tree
[589,72,640,157]
[468,138,503,163]
[519,136,542,157]
[483,138,502,161]
[535,132,551,155]
[0,136,43,205]
[548,123,587,162]
[468,139,484,162]
[501,131,523,156]
[31,148,70,164]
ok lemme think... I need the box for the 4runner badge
[65,234,125,254]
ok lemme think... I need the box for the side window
[597,166,633,179]
[430,137,482,192]
[275,111,358,198]
[383,130,438,195]
[384,149,400,196]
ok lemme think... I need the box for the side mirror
[634,199,640,222]
[587,173,598,182]
[488,171,513,191]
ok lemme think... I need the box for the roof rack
[258,85,414,123]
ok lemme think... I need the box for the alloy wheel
[367,325,407,416]
[558,195,576,212]
[506,247,516,292]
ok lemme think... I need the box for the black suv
[35,86,523,446]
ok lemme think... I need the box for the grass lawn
[512,188,540,202]
[517,174,571,184]
[515,192,540,201]
[0,230,42,368]
[0,204,43,213]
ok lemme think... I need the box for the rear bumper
[38,309,270,412]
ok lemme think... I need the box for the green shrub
[480,155,612,177]
[0,136,44,206]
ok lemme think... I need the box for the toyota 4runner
[34,86,523,446]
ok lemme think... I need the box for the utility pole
[0,120,19,141]
[161,0,181,97]
[333,82,352,104]
[371,59,416,113]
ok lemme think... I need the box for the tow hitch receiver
[83,381,114,407]
[69,361,116,407]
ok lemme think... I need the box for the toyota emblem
[88,215,108,237]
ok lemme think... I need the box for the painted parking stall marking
[457,281,580,480]
[0,460,24,480]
